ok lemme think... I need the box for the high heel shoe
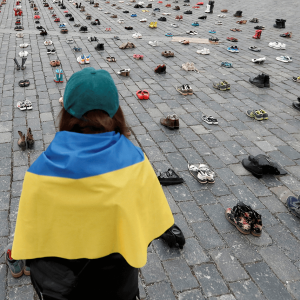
[26,128,34,149]
[18,131,26,149]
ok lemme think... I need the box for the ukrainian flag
[12,131,174,268]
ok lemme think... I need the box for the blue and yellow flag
[12,131,174,268]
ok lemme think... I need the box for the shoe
[198,15,206,19]
[188,163,208,184]
[13,58,21,70]
[252,29,262,39]
[248,46,261,52]
[155,64,166,74]
[183,10,192,14]
[269,41,286,49]
[117,68,130,76]
[5,244,24,278]
[202,115,218,124]
[17,131,26,149]
[160,115,176,129]
[176,84,192,95]
[280,32,292,38]
[160,224,185,249]
[209,30,216,33]
[158,169,184,185]
[132,32,142,38]
[254,25,265,30]
[26,128,34,148]
[54,69,60,82]
[149,40,158,46]
[249,17,258,23]
[225,202,252,235]
[204,3,210,12]
[276,55,292,63]
[213,81,227,91]
[249,73,266,88]
[246,109,264,121]
[220,62,232,67]
[252,57,265,64]
[233,10,242,17]
[292,76,300,83]
[273,18,286,29]
[191,22,199,26]
[227,46,239,52]
[158,17,166,21]
[259,109,268,120]
[292,98,300,111]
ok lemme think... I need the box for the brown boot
[18,131,26,149]
[160,115,175,129]
[26,128,34,149]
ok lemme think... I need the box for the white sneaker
[204,3,210,12]
[16,33,24,38]
[215,21,222,25]
[118,19,125,23]
[149,40,158,46]
[19,51,28,57]
[218,14,226,17]
[77,54,85,64]
[140,18,147,22]
[132,32,142,38]
[44,40,53,45]
[170,23,178,27]
[276,55,292,62]
[197,48,210,55]
[20,43,30,48]
[252,57,265,63]
[85,55,90,63]
[162,12,171,15]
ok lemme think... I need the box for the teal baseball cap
[63,68,119,119]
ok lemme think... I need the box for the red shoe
[192,6,200,8]
[197,1,203,4]
[52,14,56,17]
[179,15,183,20]
[252,30,261,39]
[142,90,149,100]
[54,18,60,22]
[165,3,171,6]
[136,90,144,100]
[157,1,162,3]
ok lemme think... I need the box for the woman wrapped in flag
[11,68,180,300]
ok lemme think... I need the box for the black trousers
[29,253,140,300]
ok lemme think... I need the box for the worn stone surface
[2,0,300,298]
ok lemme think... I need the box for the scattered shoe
[202,115,218,125]
[160,114,179,129]
[252,57,265,64]
[276,55,292,63]
[286,195,300,218]
[158,169,184,185]
[249,73,270,88]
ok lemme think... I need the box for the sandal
[19,79,30,87]
[179,40,189,45]
[106,56,116,62]
[117,68,130,76]
[227,37,238,42]
[133,54,143,59]
[161,51,174,57]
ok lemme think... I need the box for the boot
[252,30,261,39]
[233,10,242,17]
[146,3,151,7]
[76,2,78,7]
[95,43,104,50]
[292,97,300,112]
[249,73,265,88]
[59,69,63,82]
[18,131,26,149]
[173,114,179,129]
[26,128,34,149]
[263,73,270,87]
[13,58,21,70]
[273,19,282,28]
[160,224,185,249]
[208,0,214,13]
[21,57,26,70]
[281,19,286,28]
[204,3,210,13]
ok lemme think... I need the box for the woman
[12,68,174,300]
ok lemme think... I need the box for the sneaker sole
[225,212,250,235]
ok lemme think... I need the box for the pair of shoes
[13,57,26,70]
[117,68,130,76]
[220,61,232,67]
[155,64,166,74]
[202,115,218,124]
[246,109,268,121]
[253,29,262,39]
[161,50,174,57]
[133,53,143,59]
[17,100,32,111]
[158,169,184,186]
[213,80,230,90]
[88,36,98,41]
[188,163,215,184]
[269,41,286,49]
[227,37,238,42]
[176,84,192,95]
[225,202,262,236]
[132,32,142,38]
[136,89,149,100]
[5,244,30,278]
[165,32,173,37]
[249,17,258,23]
[197,48,210,54]
[249,73,270,88]
[54,69,64,83]
[95,43,104,50]
[273,18,286,28]
[149,21,157,28]
[50,59,61,66]
[160,114,179,129]
[18,128,34,149]
[227,45,239,52]
[77,54,90,64]
[287,195,300,218]
[149,40,158,46]
[276,55,292,63]
[19,51,28,57]
[79,26,88,32]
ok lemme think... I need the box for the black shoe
[160,224,185,249]
[146,3,152,8]
[233,10,242,17]
[208,0,214,13]
[198,15,207,19]
[254,25,265,30]
[293,97,300,112]
[79,26,88,32]
[184,10,192,14]
[157,169,184,186]
[273,19,286,28]
[158,17,166,21]
[249,73,265,88]
[263,73,270,88]
[281,19,286,28]
[69,17,74,21]
[95,43,104,50]
[123,10,129,13]
[134,4,139,7]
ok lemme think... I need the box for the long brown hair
[59,106,128,135]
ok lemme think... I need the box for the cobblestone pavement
[1,0,300,298]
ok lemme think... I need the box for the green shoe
[259,109,268,120]
[246,109,263,121]
[213,81,227,91]
[5,243,24,278]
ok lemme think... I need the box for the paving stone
[277,213,300,240]
[286,281,300,300]
[229,280,266,300]
[210,248,249,282]
[270,186,296,203]
[147,282,176,300]
[192,221,224,250]
[277,145,300,160]
[193,264,229,297]
[178,201,206,223]
[203,204,234,233]
[178,289,205,300]
[241,176,272,197]
[168,185,193,202]
[7,285,34,300]
[138,277,147,300]
[192,190,217,206]
[141,253,167,284]
[210,295,236,300]
[174,214,194,238]
[230,185,264,209]
[153,238,182,261]
[259,195,288,213]
[182,237,209,266]
[0,264,6,299]
[259,245,300,282]
[215,168,243,186]
[245,262,293,300]
[163,259,199,292]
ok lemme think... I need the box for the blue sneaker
[131,14,137,17]
[165,33,173,37]
[54,69,60,82]
[59,24,65,28]
[209,30,216,33]
[192,22,199,26]
[287,195,300,218]
[153,8,160,11]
